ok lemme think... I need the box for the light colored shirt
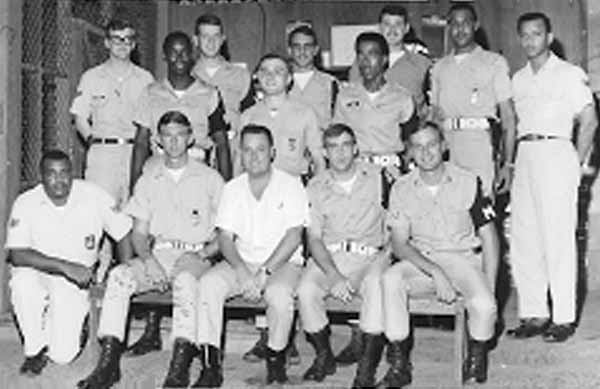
[70,62,154,138]
[289,70,338,130]
[5,181,132,267]
[512,53,594,137]
[215,168,309,265]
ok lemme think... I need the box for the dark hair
[448,3,478,22]
[157,111,192,134]
[240,124,274,147]
[407,120,444,142]
[379,5,409,22]
[40,149,71,171]
[355,32,390,57]
[323,123,357,145]
[517,12,552,33]
[256,53,293,75]
[194,13,223,35]
[162,31,193,55]
[105,19,136,37]
[288,25,318,47]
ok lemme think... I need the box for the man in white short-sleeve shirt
[6,150,131,376]
[194,124,308,387]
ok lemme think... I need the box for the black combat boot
[351,332,385,389]
[77,336,123,389]
[463,339,489,384]
[303,325,336,382]
[162,338,199,388]
[192,344,223,388]
[242,328,267,362]
[265,346,288,384]
[375,339,412,388]
[335,322,362,365]
[125,310,162,357]
[19,346,49,377]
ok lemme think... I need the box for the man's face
[241,133,273,176]
[324,132,357,173]
[256,58,291,96]
[409,127,445,172]
[164,38,193,76]
[448,9,477,50]
[289,32,318,69]
[519,19,552,60]
[41,158,73,202]
[197,24,224,58]
[357,40,387,82]
[105,27,136,60]
[379,14,408,48]
[159,122,192,159]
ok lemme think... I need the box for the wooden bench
[87,287,466,386]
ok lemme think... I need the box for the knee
[361,272,382,294]
[198,272,226,299]
[468,294,497,320]
[382,268,403,292]
[264,283,294,307]
[173,271,196,290]
[296,280,318,305]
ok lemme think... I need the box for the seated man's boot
[125,309,162,357]
[303,325,336,382]
[242,328,267,363]
[77,336,123,389]
[335,322,362,366]
[351,332,385,389]
[192,344,223,388]
[376,339,412,388]
[463,339,489,384]
[163,338,199,388]
[19,346,49,377]
[265,346,288,384]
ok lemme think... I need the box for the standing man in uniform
[287,24,338,131]
[296,123,390,386]
[507,12,597,342]
[7,150,131,376]
[193,125,309,387]
[430,3,516,196]
[349,5,431,112]
[382,122,498,387]
[78,111,224,389]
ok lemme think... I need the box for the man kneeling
[380,121,498,388]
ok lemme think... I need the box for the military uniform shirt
[70,62,154,138]
[5,181,132,267]
[307,163,386,247]
[125,158,224,244]
[431,45,511,119]
[512,53,594,138]
[289,70,338,130]
[334,82,414,154]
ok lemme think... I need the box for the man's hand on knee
[431,268,456,303]
[330,274,354,303]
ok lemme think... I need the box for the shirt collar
[525,52,559,76]
[321,162,371,191]
[98,62,142,80]
[160,78,208,97]
[151,158,206,181]
[410,163,454,188]
[193,56,228,78]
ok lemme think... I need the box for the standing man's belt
[327,241,381,256]
[359,153,402,168]
[518,134,566,142]
[444,118,490,130]
[153,240,206,252]
[91,137,134,145]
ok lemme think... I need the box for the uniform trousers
[86,144,132,208]
[196,261,302,351]
[297,251,390,334]
[445,129,494,196]
[98,249,211,343]
[383,251,496,341]
[510,140,579,324]
[10,266,89,364]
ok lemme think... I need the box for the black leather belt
[91,137,134,145]
[518,134,563,142]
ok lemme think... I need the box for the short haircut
[40,149,71,171]
[355,32,390,57]
[517,12,552,33]
[195,13,223,35]
[157,110,192,134]
[448,3,478,22]
[379,5,409,22]
[288,25,318,47]
[162,31,193,55]
[323,123,357,145]
[407,120,444,142]
[256,52,293,76]
[105,19,136,37]
[240,124,274,147]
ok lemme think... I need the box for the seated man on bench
[78,111,224,389]
[296,123,391,387]
[194,124,309,387]
[381,121,499,388]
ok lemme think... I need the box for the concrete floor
[1,287,600,389]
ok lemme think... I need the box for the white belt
[327,241,380,256]
[444,118,489,130]
[153,240,206,252]
[359,154,401,167]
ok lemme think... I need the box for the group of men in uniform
[5,2,597,389]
